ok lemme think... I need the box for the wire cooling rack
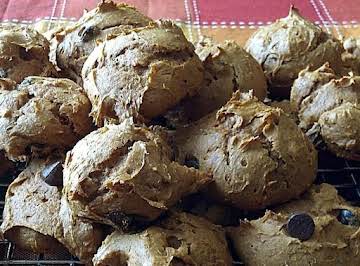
[1,151,360,265]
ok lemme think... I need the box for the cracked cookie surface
[175,91,317,210]
[291,63,360,160]
[63,119,211,229]
[82,20,204,126]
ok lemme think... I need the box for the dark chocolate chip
[19,47,33,61]
[79,26,99,42]
[41,161,63,187]
[106,212,148,232]
[184,155,199,169]
[166,235,182,249]
[337,209,360,226]
[286,213,315,241]
[0,68,7,78]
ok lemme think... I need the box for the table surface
[1,0,360,45]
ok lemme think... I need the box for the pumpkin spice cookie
[63,119,211,229]
[50,1,152,84]
[291,63,360,160]
[175,91,317,210]
[82,20,204,126]
[93,212,232,266]
[0,24,56,83]
[245,7,344,98]
[228,184,360,266]
[0,76,93,162]
[0,159,103,265]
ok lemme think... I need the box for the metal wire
[1,152,360,265]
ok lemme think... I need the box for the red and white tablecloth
[1,0,360,44]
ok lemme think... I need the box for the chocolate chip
[106,212,148,232]
[286,213,315,241]
[79,26,99,42]
[166,235,181,249]
[19,47,33,61]
[0,68,7,78]
[337,209,360,226]
[41,161,63,187]
[184,155,199,169]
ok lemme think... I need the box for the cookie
[50,1,152,84]
[0,159,103,264]
[63,119,211,229]
[245,7,344,97]
[290,63,360,159]
[175,91,317,210]
[177,37,267,121]
[0,76,93,161]
[228,184,360,266]
[82,20,204,126]
[0,24,56,83]
[93,212,232,266]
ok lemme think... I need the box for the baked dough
[269,100,297,122]
[177,37,267,121]
[93,212,232,266]
[63,119,211,229]
[50,1,152,84]
[290,63,360,160]
[0,24,56,83]
[175,91,317,210]
[245,7,344,97]
[342,37,360,74]
[0,76,93,161]
[228,184,360,266]
[82,20,204,126]
[0,159,103,264]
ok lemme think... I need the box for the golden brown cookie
[290,63,360,160]
[50,1,152,84]
[0,159,103,264]
[0,76,93,161]
[176,37,267,121]
[245,7,344,98]
[228,184,360,266]
[93,212,232,266]
[63,119,211,229]
[0,24,56,83]
[175,91,317,210]
[82,20,204,126]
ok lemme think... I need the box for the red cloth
[1,0,359,26]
